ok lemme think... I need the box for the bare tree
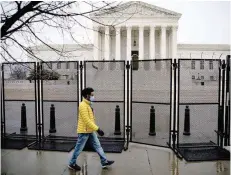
[9,65,27,80]
[1,1,123,64]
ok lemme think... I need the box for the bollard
[20,103,28,132]
[49,104,56,133]
[183,106,190,135]
[149,106,156,136]
[218,106,223,133]
[114,105,121,135]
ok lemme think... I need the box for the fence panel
[2,62,37,137]
[84,61,125,140]
[41,61,79,137]
[131,60,172,147]
[177,59,221,146]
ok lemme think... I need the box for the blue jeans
[69,132,107,165]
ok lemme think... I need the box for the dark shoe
[102,160,115,169]
[68,164,81,171]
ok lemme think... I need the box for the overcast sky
[147,0,230,44]
[1,0,230,62]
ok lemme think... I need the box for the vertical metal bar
[37,63,41,141]
[218,60,221,146]
[169,59,172,147]
[80,61,83,101]
[2,64,6,137]
[1,64,2,138]
[1,63,5,138]
[220,60,226,148]
[77,61,79,107]
[84,61,86,89]
[41,63,44,138]
[224,56,230,145]
[176,59,180,148]
[126,61,130,147]
[228,56,230,146]
[130,60,133,142]
[123,61,126,142]
[34,62,38,139]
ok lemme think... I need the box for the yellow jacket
[77,98,99,133]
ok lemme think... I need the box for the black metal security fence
[41,61,79,138]
[1,62,38,149]
[130,59,172,148]
[177,59,221,146]
[175,57,230,161]
[84,61,125,140]
[1,56,230,159]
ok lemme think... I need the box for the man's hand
[97,128,104,136]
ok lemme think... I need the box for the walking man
[68,87,114,171]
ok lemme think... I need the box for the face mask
[90,96,95,102]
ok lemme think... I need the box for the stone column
[160,26,167,59]
[139,26,144,60]
[93,26,99,60]
[171,26,178,59]
[127,26,132,61]
[115,27,121,60]
[104,26,110,60]
[149,25,156,59]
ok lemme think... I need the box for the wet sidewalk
[1,143,230,175]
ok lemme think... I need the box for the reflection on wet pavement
[1,144,230,175]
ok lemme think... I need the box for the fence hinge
[172,133,176,142]
[172,63,178,69]
[221,62,226,69]
[125,126,131,132]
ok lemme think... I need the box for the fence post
[20,103,28,132]
[183,106,190,135]
[49,104,56,133]
[224,55,230,146]
[114,105,121,135]
[149,106,156,136]
[218,106,223,135]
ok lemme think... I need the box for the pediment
[91,1,181,18]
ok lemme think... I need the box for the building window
[200,60,204,70]
[210,76,214,81]
[74,62,77,69]
[192,75,195,79]
[201,76,204,80]
[57,62,61,69]
[209,61,213,70]
[63,75,68,80]
[191,61,195,69]
[66,62,70,69]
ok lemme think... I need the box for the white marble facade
[91,1,180,61]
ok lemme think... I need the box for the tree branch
[1,1,42,38]
[35,1,115,17]
[15,1,22,11]
[3,12,42,38]
[23,22,69,57]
